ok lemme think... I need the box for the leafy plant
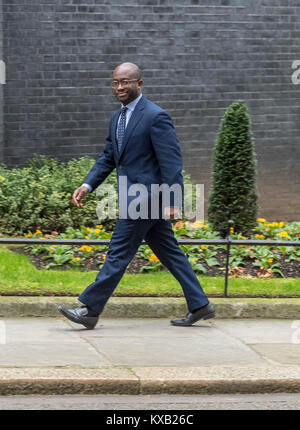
[0,155,196,235]
[140,258,162,273]
[251,247,283,276]
[198,245,220,267]
[19,218,300,277]
[188,256,207,274]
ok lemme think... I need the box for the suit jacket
[83,95,184,219]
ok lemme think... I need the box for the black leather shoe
[170,303,216,326]
[58,305,99,330]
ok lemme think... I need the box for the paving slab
[249,344,300,365]
[77,318,264,366]
[213,319,300,365]
[0,318,299,395]
[0,318,110,367]
[213,319,298,344]
[2,318,300,367]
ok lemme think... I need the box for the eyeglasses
[110,79,139,88]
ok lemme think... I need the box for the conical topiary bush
[207,100,258,237]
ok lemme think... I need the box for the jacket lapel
[118,96,145,160]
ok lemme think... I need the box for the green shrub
[207,101,258,237]
[0,155,194,235]
[0,155,117,234]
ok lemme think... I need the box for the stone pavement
[0,315,299,395]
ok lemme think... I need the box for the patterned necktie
[117,106,128,153]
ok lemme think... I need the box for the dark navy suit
[78,95,209,315]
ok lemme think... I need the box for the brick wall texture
[1,0,300,220]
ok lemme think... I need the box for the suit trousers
[78,219,209,315]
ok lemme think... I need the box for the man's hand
[72,185,89,207]
[164,206,181,220]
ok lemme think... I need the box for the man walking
[58,62,215,329]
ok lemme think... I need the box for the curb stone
[0,366,300,395]
[0,296,299,319]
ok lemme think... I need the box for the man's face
[111,66,143,105]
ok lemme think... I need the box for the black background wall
[1,0,300,220]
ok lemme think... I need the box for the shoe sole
[171,311,216,326]
[202,311,216,321]
[58,306,97,330]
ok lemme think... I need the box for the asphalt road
[0,393,300,410]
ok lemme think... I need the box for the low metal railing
[0,220,299,297]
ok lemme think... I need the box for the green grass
[0,245,300,297]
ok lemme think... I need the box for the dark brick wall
[2,0,300,220]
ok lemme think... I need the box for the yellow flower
[145,249,153,253]
[96,224,103,228]
[75,257,81,261]
[277,231,288,238]
[51,245,57,248]
[174,220,184,230]
[193,220,203,229]
[255,234,264,239]
[80,245,93,252]
[149,254,159,262]
[230,227,234,234]
[102,255,106,261]
[267,258,273,263]
[86,227,93,233]
[49,249,53,253]
[267,222,281,228]
[201,245,207,250]
[34,229,42,235]
[26,233,32,238]
[192,257,198,262]
[241,236,247,240]
[85,235,89,239]
[257,218,266,223]
[95,229,101,234]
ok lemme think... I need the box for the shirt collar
[121,93,143,112]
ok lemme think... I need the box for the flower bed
[7,219,300,278]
